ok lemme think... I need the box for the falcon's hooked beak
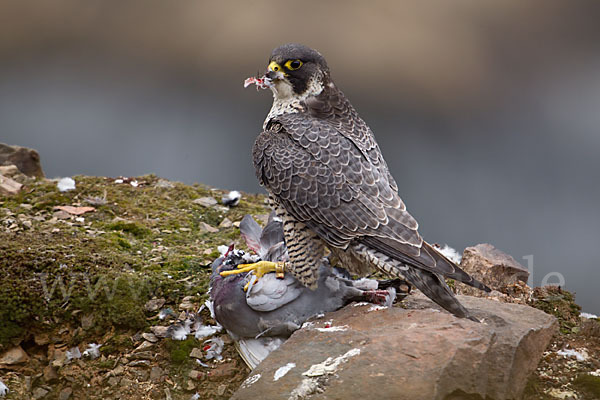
[266,61,287,81]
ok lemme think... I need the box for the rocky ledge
[0,144,599,399]
[233,294,557,400]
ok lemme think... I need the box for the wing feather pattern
[253,87,489,291]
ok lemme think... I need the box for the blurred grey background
[1,1,599,313]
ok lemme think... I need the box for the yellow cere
[268,61,283,72]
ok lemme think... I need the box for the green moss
[106,220,151,238]
[573,374,600,397]
[0,175,269,347]
[530,286,581,334]
[166,337,198,365]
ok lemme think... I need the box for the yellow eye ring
[285,59,303,70]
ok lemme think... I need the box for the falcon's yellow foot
[219,261,287,291]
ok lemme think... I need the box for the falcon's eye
[285,59,303,70]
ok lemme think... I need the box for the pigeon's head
[265,43,330,100]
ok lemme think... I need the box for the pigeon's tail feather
[236,337,285,370]
[402,266,476,320]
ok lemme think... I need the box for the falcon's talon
[220,261,287,291]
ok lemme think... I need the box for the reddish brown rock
[459,243,530,297]
[0,143,44,177]
[0,346,30,365]
[207,362,238,381]
[231,293,556,400]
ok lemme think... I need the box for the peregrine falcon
[227,43,490,320]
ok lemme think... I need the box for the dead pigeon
[210,214,409,368]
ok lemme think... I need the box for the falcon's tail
[362,237,491,292]
[402,266,479,322]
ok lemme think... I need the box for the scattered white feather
[204,337,224,360]
[368,305,387,312]
[352,302,370,307]
[169,320,192,340]
[130,180,139,187]
[581,312,598,319]
[0,380,8,396]
[204,299,216,319]
[436,244,462,264]
[301,321,315,329]
[196,359,210,368]
[590,369,600,377]
[190,393,200,400]
[241,252,260,263]
[273,362,296,381]
[194,324,222,339]
[57,177,76,192]
[66,346,81,360]
[303,348,361,377]
[217,245,230,256]
[557,348,589,361]
[82,343,101,359]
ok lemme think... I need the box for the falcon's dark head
[266,43,330,99]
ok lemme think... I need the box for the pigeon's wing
[239,215,263,254]
[263,242,288,263]
[236,337,285,370]
[260,216,285,254]
[246,274,304,312]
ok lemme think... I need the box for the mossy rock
[0,175,269,347]
[529,286,581,334]
[573,374,600,398]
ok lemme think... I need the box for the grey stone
[150,326,169,338]
[58,387,72,400]
[32,387,49,399]
[128,360,151,367]
[231,293,557,400]
[43,365,58,383]
[134,341,155,352]
[81,314,94,330]
[128,351,153,360]
[142,332,158,343]
[219,217,233,228]
[107,376,120,387]
[119,378,135,388]
[199,222,219,233]
[189,348,203,359]
[0,143,44,177]
[192,197,217,207]
[150,366,163,382]
[144,298,165,312]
